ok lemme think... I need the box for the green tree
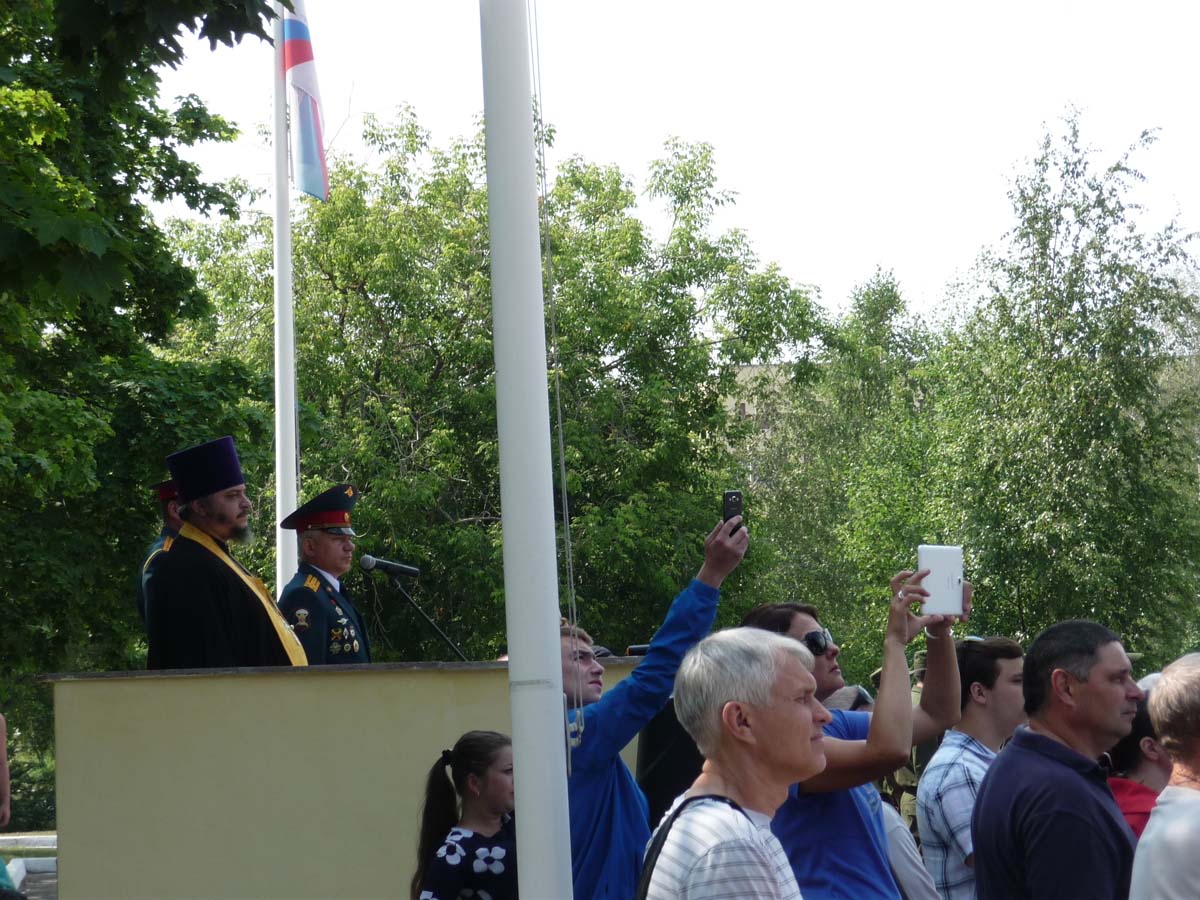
[168,115,819,660]
[742,271,934,683]
[745,119,1200,684]
[925,120,1200,665]
[0,0,283,827]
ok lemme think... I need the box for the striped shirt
[644,796,803,900]
[916,730,996,900]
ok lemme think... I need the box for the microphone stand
[387,573,469,662]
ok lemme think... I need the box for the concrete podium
[47,659,638,900]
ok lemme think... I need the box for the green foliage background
[3,0,1199,833]
[166,116,818,662]
[0,0,283,830]
[745,125,1200,680]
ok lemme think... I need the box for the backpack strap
[635,794,750,900]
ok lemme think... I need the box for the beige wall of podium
[47,658,639,900]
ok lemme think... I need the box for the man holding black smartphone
[560,515,749,900]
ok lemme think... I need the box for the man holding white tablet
[741,565,971,900]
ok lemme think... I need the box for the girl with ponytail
[411,730,517,900]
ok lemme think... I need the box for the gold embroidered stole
[178,522,308,666]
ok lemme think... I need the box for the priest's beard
[212,510,253,544]
[198,504,253,545]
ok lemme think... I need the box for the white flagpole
[272,3,300,595]
[479,1,574,896]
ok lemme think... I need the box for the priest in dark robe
[146,436,308,669]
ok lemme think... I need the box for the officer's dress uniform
[138,525,175,627]
[279,563,371,664]
[277,482,372,665]
[137,478,179,629]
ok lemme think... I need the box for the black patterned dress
[417,816,518,900]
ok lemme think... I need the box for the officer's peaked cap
[281,484,358,536]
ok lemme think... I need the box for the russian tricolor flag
[282,0,328,201]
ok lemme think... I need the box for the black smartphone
[723,490,743,532]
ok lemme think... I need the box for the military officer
[137,478,182,628]
[278,484,372,665]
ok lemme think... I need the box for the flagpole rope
[526,0,586,745]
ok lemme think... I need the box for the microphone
[359,554,420,579]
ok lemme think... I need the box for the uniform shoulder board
[163,536,174,552]
[142,549,163,575]
[303,574,321,592]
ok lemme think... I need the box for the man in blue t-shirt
[742,569,971,900]
[562,517,748,900]
[971,620,1144,900]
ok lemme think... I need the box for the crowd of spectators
[409,519,1195,900]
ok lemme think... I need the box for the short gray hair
[675,627,815,757]
[1148,652,1200,762]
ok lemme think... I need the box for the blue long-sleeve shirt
[567,578,720,900]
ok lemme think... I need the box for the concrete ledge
[40,658,512,682]
[49,657,642,899]
[25,857,57,874]
[40,655,647,683]
[0,835,56,850]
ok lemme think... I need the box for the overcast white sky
[157,1,1200,317]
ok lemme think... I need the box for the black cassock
[146,531,296,669]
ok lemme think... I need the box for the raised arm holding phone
[564,516,749,900]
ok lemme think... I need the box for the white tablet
[917,544,964,616]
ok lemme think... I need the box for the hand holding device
[698,512,748,588]
[916,544,964,617]
[722,490,743,534]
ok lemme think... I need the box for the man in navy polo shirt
[971,620,1144,900]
